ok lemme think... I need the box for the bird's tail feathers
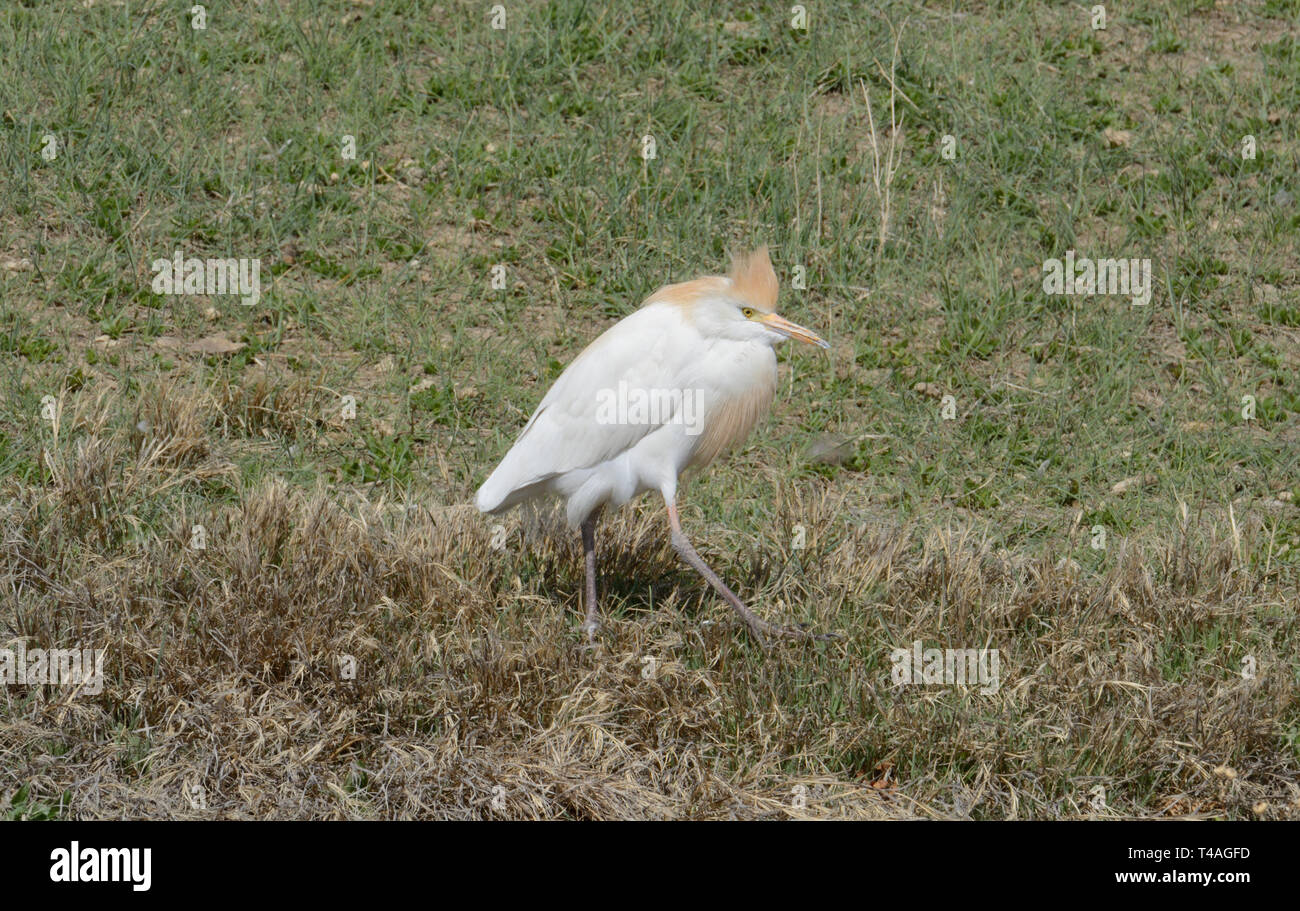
[475,460,559,514]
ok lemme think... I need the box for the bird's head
[698,246,830,350]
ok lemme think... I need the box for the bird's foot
[743,613,837,645]
[769,623,838,642]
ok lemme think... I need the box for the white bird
[476,247,831,645]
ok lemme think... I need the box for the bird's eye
[741,307,755,318]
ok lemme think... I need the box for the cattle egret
[476,247,831,645]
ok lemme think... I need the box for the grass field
[1,0,1298,819]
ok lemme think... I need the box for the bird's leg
[665,500,834,645]
[665,500,771,645]
[580,516,600,641]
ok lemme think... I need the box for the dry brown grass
[1,390,1296,820]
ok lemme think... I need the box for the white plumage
[477,300,770,525]
[476,247,831,644]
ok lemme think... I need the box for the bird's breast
[686,343,777,470]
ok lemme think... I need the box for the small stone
[1102,128,1132,147]
[188,334,245,356]
[1111,474,1157,495]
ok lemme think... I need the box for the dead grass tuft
[2,406,1295,817]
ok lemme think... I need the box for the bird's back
[475,302,695,515]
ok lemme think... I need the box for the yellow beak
[758,312,830,349]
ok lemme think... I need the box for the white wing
[476,303,694,512]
